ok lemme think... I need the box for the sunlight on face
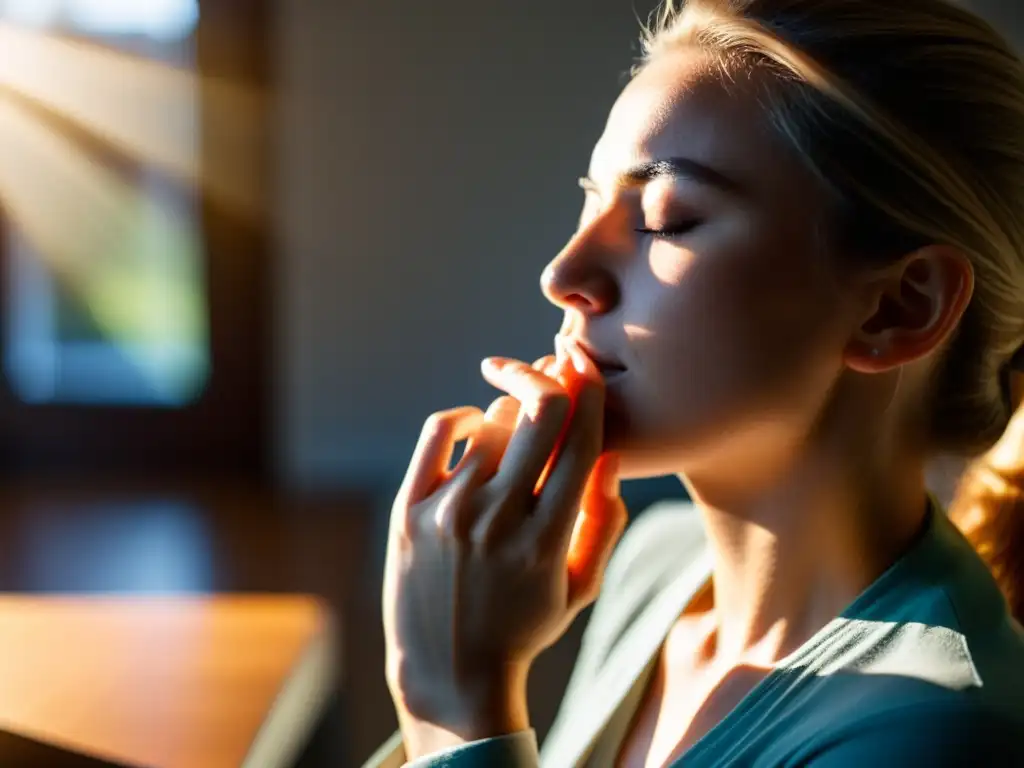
[543,49,865,480]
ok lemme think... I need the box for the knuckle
[410,505,435,538]
[422,405,479,436]
[485,396,519,423]
[434,492,478,541]
[391,495,422,535]
[536,390,572,420]
[398,504,418,535]
[478,473,519,510]
[422,410,453,437]
[470,517,501,552]
[515,539,549,570]
[391,488,412,516]
[469,497,514,552]
[432,494,460,532]
[533,523,564,556]
[481,473,511,500]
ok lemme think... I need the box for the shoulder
[827,511,1024,703]
[804,699,1024,766]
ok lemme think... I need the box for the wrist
[393,666,530,759]
[398,708,530,760]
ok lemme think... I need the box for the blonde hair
[638,0,1024,617]
[950,388,1024,619]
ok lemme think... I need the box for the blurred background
[0,0,1019,766]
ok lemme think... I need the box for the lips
[562,337,627,378]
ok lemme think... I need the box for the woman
[366,0,1024,765]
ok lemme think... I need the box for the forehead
[589,48,820,200]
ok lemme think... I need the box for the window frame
[0,0,273,479]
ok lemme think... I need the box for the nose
[540,226,620,315]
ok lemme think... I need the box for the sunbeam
[0,21,267,221]
[0,94,208,402]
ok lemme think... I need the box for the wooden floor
[0,477,589,767]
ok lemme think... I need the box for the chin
[601,421,688,480]
[601,405,735,481]
[612,453,687,482]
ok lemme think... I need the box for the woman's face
[541,49,871,480]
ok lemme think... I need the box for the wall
[273,0,1024,509]
[969,0,1024,47]
[274,0,662,495]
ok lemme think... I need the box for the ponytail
[949,374,1024,624]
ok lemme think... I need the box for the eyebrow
[580,157,744,196]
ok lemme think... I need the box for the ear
[845,245,974,374]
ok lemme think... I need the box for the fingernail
[481,357,503,373]
[567,340,589,376]
[554,336,569,366]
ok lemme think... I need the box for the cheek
[626,237,844,415]
[624,259,748,408]
[647,242,693,285]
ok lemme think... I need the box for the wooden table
[0,594,337,768]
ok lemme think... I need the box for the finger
[485,395,520,431]
[475,358,574,544]
[567,453,627,607]
[532,354,556,372]
[452,395,518,476]
[397,406,485,507]
[465,379,542,545]
[448,366,553,479]
[516,354,558,434]
[532,365,578,493]
[436,419,511,537]
[463,417,511,479]
[481,357,573,497]
[532,344,585,492]
[532,341,606,546]
[466,353,563,497]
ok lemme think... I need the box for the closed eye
[635,220,702,239]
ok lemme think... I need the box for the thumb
[567,453,627,607]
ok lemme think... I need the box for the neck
[680,448,930,667]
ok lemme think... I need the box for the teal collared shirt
[365,501,1024,767]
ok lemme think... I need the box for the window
[0,0,207,406]
[0,0,271,476]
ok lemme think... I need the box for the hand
[382,340,626,757]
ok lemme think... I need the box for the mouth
[562,337,628,381]
[597,364,628,381]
